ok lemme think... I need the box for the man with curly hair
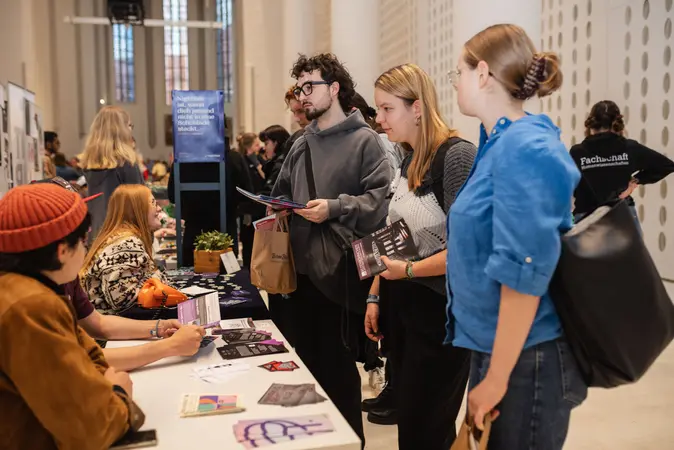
[271,53,391,445]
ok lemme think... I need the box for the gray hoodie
[272,110,392,274]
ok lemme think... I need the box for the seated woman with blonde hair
[81,184,170,315]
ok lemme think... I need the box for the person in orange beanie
[0,183,145,450]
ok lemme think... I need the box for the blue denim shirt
[445,114,580,353]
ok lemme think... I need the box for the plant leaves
[193,230,234,251]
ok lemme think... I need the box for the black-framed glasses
[293,81,331,98]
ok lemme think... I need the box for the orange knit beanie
[0,183,88,253]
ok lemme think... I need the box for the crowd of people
[1,22,673,450]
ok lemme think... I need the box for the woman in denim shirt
[446,24,587,449]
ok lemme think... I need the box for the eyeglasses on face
[447,69,462,87]
[292,81,331,99]
[448,68,495,87]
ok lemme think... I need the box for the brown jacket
[0,272,145,449]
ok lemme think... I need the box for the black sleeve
[568,145,583,170]
[230,151,254,192]
[629,140,674,184]
[228,151,257,216]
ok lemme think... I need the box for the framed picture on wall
[165,114,173,146]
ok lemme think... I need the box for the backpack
[430,136,467,213]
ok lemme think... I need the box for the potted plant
[193,230,234,273]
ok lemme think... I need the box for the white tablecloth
[106,320,361,450]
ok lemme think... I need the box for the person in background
[260,125,291,195]
[53,152,80,182]
[43,131,59,178]
[571,100,674,227]
[365,64,475,448]
[151,161,170,186]
[0,183,144,449]
[257,124,292,341]
[70,155,81,169]
[79,106,144,243]
[80,184,172,315]
[447,24,586,449]
[285,85,310,129]
[238,132,267,268]
[284,85,310,157]
[137,151,149,182]
[348,91,399,418]
[272,53,392,446]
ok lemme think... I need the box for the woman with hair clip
[81,184,172,316]
[80,106,144,242]
[365,63,476,449]
[571,100,674,228]
[447,24,586,449]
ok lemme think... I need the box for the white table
[107,320,361,450]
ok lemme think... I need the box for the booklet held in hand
[351,219,418,279]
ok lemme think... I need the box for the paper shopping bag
[451,414,492,450]
[250,216,296,295]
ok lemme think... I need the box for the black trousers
[239,220,255,269]
[268,293,297,346]
[285,275,365,447]
[381,279,470,450]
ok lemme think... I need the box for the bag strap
[303,139,318,200]
[431,136,465,213]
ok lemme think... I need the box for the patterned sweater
[81,234,169,315]
[388,138,476,294]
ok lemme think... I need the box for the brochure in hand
[351,219,419,280]
[236,187,306,210]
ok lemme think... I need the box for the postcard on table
[180,394,245,417]
[220,250,241,274]
[218,318,255,331]
[177,292,221,327]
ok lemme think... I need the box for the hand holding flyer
[351,219,419,279]
[236,187,306,210]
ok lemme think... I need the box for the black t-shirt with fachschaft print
[570,132,674,215]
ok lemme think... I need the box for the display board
[6,83,43,189]
[172,90,226,163]
[171,90,228,267]
[0,85,10,198]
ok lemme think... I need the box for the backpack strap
[303,138,317,200]
[430,136,466,213]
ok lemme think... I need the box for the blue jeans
[469,339,587,450]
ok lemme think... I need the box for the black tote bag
[550,199,674,388]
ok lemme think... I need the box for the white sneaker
[368,366,385,394]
